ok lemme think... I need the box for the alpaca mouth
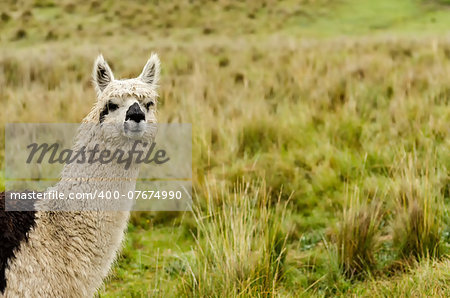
[126,127,142,133]
[124,121,145,138]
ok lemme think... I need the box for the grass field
[1,0,449,296]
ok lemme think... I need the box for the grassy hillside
[1,0,449,296]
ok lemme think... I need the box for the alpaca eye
[145,101,155,110]
[107,101,119,111]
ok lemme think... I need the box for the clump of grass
[13,29,27,40]
[45,30,58,41]
[333,187,383,279]
[391,155,443,260]
[1,12,11,22]
[178,180,289,297]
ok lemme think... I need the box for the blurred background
[0,0,449,296]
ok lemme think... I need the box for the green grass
[291,0,450,37]
[2,0,450,46]
[1,0,449,296]
[98,223,195,297]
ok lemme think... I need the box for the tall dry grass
[333,187,383,278]
[177,179,289,297]
[1,36,449,207]
[391,154,444,260]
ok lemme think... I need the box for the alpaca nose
[125,102,145,123]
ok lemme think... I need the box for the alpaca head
[85,53,161,142]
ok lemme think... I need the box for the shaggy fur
[1,53,160,297]
[0,193,36,294]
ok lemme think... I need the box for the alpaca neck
[40,126,142,211]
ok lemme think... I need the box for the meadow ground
[0,0,449,296]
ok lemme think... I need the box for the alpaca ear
[138,53,160,87]
[92,54,114,95]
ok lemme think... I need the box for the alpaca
[0,53,161,297]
